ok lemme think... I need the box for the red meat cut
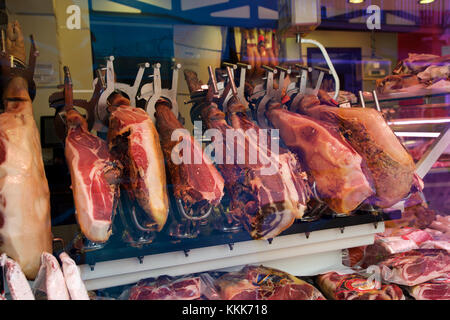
[128,275,202,300]
[154,100,224,214]
[65,109,121,242]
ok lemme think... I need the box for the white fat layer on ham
[0,253,35,300]
[131,121,167,223]
[59,252,90,300]
[33,252,70,300]
[0,102,52,280]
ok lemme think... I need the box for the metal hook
[176,199,213,221]
[183,249,190,257]
[137,256,144,264]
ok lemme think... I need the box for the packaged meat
[214,265,325,300]
[33,252,70,300]
[378,249,450,286]
[316,272,404,300]
[59,252,90,300]
[0,253,34,300]
[420,241,450,252]
[407,274,450,300]
[128,274,219,300]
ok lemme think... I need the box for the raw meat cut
[33,252,70,300]
[294,96,417,209]
[128,275,202,300]
[59,252,89,300]
[65,109,121,242]
[266,104,373,214]
[420,240,450,252]
[393,53,450,75]
[408,274,450,300]
[378,249,450,286]
[154,99,224,215]
[316,272,404,300]
[202,103,310,239]
[215,265,325,300]
[0,253,34,300]
[107,94,169,231]
[0,76,52,279]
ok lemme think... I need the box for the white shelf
[78,222,384,290]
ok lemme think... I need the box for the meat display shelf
[75,211,392,290]
[353,87,450,106]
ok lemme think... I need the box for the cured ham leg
[266,104,374,214]
[154,100,224,214]
[0,76,52,279]
[295,92,416,208]
[202,103,309,239]
[0,253,35,300]
[107,94,169,231]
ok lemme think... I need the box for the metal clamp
[312,65,331,95]
[145,61,181,122]
[256,66,278,129]
[289,64,312,111]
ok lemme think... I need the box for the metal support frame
[78,223,383,290]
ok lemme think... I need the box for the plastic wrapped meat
[316,272,404,300]
[407,274,450,300]
[59,252,90,300]
[128,274,219,300]
[215,265,325,300]
[33,252,70,300]
[0,253,34,300]
[378,249,450,286]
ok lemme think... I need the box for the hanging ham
[0,76,52,279]
[107,94,169,231]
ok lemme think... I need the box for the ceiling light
[418,0,435,4]
[348,0,365,3]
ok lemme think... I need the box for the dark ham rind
[154,100,224,214]
[65,109,121,243]
[107,96,169,232]
[215,265,325,300]
[378,249,450,287]
[266,105,373,214]
[0,253,35,300]
[293,93,416,209]
[202,104,309,239]
[316,272,404,300]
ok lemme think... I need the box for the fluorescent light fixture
[348,0,365,3]
[418,0,435,4]
[394,132,440,138]
[388,118,450,125]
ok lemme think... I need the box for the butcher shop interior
[0,0,449,302]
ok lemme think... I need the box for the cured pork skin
[298,101,416,208]
[266,105,374,214]
[33,252,70,300]
[59,252,90,300]
[65,109,121,243]
[202,103,309,239]
[154,100,224,212]
[0,253,35,300]
[0,77,52,279]
[316,272,404,300]
[108,102,169,231]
